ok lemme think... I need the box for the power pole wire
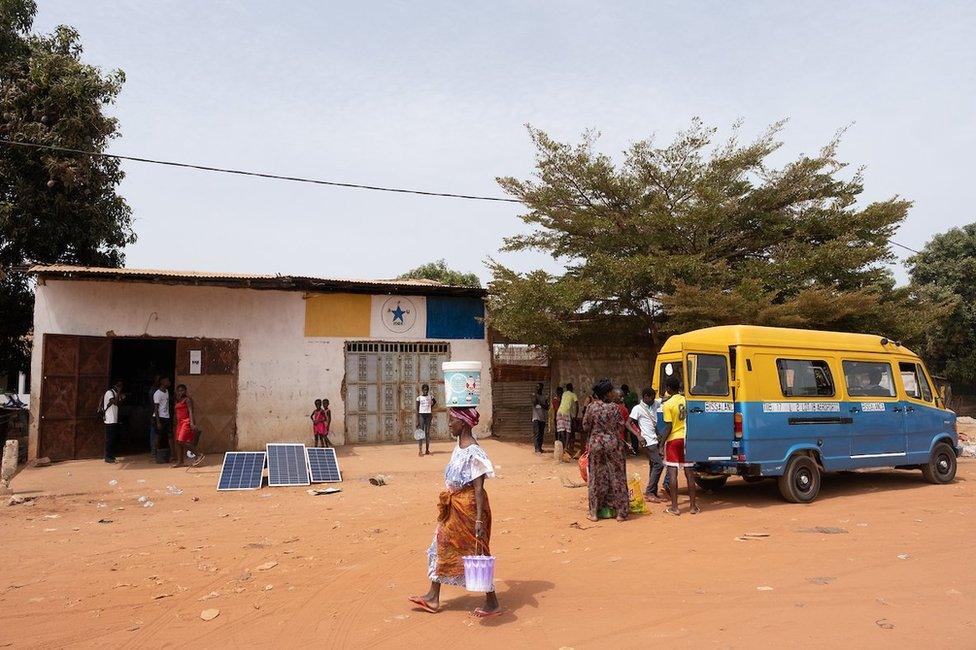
[0,138,523,204]
[0,137,923,254]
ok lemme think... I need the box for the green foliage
[489,120,931,349]
[0,0,133,375]
[907,224,976,387]
[397,259,481,288]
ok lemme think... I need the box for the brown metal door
[39,334,111,460]
[175,338,239,453]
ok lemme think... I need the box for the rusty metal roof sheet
[30,264,486,297]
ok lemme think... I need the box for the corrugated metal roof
[30,264,486,297]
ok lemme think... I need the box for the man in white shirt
[626,387,664,502]
[416,383,436,456]
[530,382,549,454]
[102,380,124,463]
[152,378,172,458]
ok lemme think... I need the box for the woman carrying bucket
[408,405,501,619]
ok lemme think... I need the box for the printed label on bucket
[445,371,481,407]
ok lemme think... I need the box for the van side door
[682,345,734,463]
[898,361,948,462]
[841,359,906,465]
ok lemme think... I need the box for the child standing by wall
[311,399,328,447]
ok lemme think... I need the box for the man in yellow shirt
[661,374,698,515]
[556,382,578,453]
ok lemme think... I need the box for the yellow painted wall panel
[304,293,371,337]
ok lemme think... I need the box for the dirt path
[1,440,973,648]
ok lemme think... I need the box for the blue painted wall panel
[426,297,485,339]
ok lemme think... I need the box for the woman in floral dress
[582,379,629,522]
[409,407,501,618]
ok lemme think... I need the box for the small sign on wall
[189,349,202,375]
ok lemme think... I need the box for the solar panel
[217,452,266,491]
[266,443,311,487]
[307,447,342,483]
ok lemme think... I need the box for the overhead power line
[0,137,922,253]
[0,138,523,204]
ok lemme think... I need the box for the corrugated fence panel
[492,380,550,439]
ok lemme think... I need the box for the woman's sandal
[472,607,503,619]
[407,596,440,613]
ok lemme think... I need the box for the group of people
[532,375,700,518]
[101,378,204,467]
[583,375,699,518]
[309,398,333,447]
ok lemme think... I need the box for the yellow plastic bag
[628,473,648,515]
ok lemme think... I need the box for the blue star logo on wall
[381,296,417,334]
[390,302,408,325]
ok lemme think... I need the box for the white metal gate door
[399,343,450,441]
[345,342,450,444]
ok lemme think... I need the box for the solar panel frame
[216,451,266,491]
[306,447,343,483]
[266,443,311,487]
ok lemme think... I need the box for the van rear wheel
[921,442,956,484]
[694,475,728,491]
[778,455,821,503]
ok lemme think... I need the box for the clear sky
[34,1,976,285]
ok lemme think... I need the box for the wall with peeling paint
[29,279,492,453]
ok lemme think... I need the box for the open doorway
[110,338,176,456]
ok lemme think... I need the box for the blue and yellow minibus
[652,325,960,502]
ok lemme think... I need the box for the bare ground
[1,439,973,649]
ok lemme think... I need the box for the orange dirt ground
[1,439,974,648]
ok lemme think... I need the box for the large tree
[398,259,481,288]
[489,120,941,348]
[0,0,133,377]
[907,224,976,388]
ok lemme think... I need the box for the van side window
[776,359,834,397]
[900,362,933,402]
[842,361,896,398]
[687,353,729,396]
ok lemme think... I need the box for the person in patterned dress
[582,379,629,522]
[409,407,501,619]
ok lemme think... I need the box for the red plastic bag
[578,450,589,483]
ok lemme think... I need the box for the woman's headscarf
[592,378,614,401]
[448,407,480,428]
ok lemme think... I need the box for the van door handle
[689,407,704,414]
[849,407,861,413]
[906,406,915,413]
[892,406,904,412]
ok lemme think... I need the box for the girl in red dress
[172,384,205,468]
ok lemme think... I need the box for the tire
[921,442,956,484]
[777,454,821,503]
[694,475,728,491]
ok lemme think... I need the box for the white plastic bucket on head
[442,361,482,407]
[462,554,495,592]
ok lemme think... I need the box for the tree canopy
[0,0,133,376]
[489,120,942,349]
[907,224,976,388]
[397,259,481,288]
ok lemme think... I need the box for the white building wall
[29,279,492,454]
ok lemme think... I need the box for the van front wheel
[778,455,821,503]
[921,442,956,484]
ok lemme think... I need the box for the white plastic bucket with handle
[442,361,482,407]
[462,551,495,592]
